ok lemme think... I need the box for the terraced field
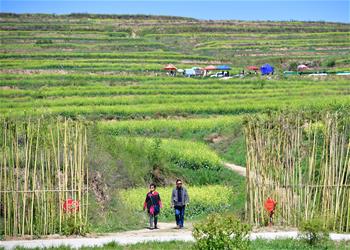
[1,15,349,110]
[1,14,349,231]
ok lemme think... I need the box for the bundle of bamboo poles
[0,117,89,237]
[244,111,350,232]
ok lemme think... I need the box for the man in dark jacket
[171,179,189,229]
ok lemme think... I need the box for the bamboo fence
[0,117,89,237]
[244,111,350,232]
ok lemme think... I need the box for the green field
[1,14,350,235]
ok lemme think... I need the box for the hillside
[0,14,350,234]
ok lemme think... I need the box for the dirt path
[1,222,350,249]
[223,162,246,177]
[0,223,193,249]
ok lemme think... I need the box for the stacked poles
[244,111,350,232]
[0,117,88,237]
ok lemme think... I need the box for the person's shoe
[176,225,180,229]
[154,226,159,229]
[148,226,154,230]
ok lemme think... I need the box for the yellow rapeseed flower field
[119,185,234,219]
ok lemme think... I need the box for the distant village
[163,63,350,78]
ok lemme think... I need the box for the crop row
[3,35,348,45]
[2,56,347,73]
[3,22,348,33]
[0,35,139,42]
[2,76,348,93]
[196,37,349,46]
[0,52,212,60]
[1,81,347,98]
[0,61,175,71]
[2,58,348,72]
[2,96,349,119]
[2,30,348,41]
[196,43,350,51]
[0,30,130,38]
[138,25,350,36]
[0,88,347,110]
[114,136,222,170]
[0,42,166,50]
[2,73,349,84]
[98,115,242,137]
[145,31,350,39]
[2,44,348,57]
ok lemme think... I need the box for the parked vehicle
[184,67,204,77]
[210,72,224,78]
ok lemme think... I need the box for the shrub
[193,213,252,250]
[298,217,330,246]
[161,139,222,170]
[288,61,298,71]
[148,138,168,186]
[323,59,336,67]
[35,39,53,44]
[61,215,89,236]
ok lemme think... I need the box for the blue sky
[1,0,349,23]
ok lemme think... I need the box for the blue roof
[216,65,231,70]
[260,64,274,75]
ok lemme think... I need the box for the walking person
[171,179,189,229]
[143,183,162,230]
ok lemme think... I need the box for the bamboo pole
[244,111,349,232]
[0,117,89,237]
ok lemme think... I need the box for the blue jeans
[174,206,185,227]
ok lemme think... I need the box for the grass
[87,129,242,187]
[251,239,350,250]
[105,136,223,171]
[212,130,247,166]
[98,115,243,139]
[99,116,246,166]
[8,239,350,249]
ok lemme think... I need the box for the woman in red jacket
[143,183,163,229]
